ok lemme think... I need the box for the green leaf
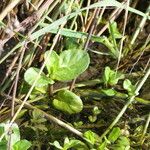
[65,38,80,50]
[108,72,124,86]
[103,66,124,86]
[35,86,47,93]
[101,89,116,96]
[123,79,135,94]
[111,145,127,150]
[84,131,96,145]
[123,79,131,91]
[44,49,90,81]
[13,140,32,150]
[74,121,83,127]
[92,106,101,115]
[0,125,4,136]
[50,138,88,150]
[24,67,54,87]
[34,124,48,131]
[31,109,46,124]
[114,72,124,84]
[56,49,90,81]
[113,136,130,150]
[108,127,121,143]
[116,136,130,147]
[98,141,107,150]
[0,141,7,150]
[103,66,111,85]
[64,137,70,145]
[84,130,100,145]
[51,141,62,149]
[108,22,122,39]
[44,50,60,75]
[63,139,88,150]
[53,89,83,114]
[88,115,97,123]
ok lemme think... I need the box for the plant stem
[7,43,26,150]
[1,93,83,139]
[49,85,54,96]
[116,0,130,71]
[0,0,21,22]
[131,4,150,45]
[140,112,150,144]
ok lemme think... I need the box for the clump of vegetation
[0,0,150,149]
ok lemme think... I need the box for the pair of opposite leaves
[24,49,90,114]
[24,49,90,87]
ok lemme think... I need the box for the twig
[0,0,54,48]
[11,44,26,117]
[7,43,26,150]
[131,4,150,45]
[82,5,98,33]
[115,0,130,71]
[140,112,150,144]
[84,8,101,51]
[1,51,20,85]
[129,34,150,74]
[1,93,83,138]
[0,0,22,22]
[97,0,127,36]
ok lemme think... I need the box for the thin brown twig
[82,6,97,33]
[0,0,54,48]
[84,8,101,51]
[1,51,20,85]
[97,0,127,36]
[11,43,26,117]
[0,0,22,22]
[8,42,26,150]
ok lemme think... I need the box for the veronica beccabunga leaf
[24,67,54,87]
[44,49,90,81]
[53,89,83,114]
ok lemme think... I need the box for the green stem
[140,112,150,144]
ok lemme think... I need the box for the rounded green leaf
[53,89,83,114]
[117,136,130,146]
[44,50,60,75]
[13,140,32,150]
[108,22,122,39]
[24,67,54,87]
[103,66,124,86]
[103,66,111,84]
[44,49,90,81]
[108,127,121,143]
[123,79,135,92]
[55,49,90,81]
[84,130,100,145]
